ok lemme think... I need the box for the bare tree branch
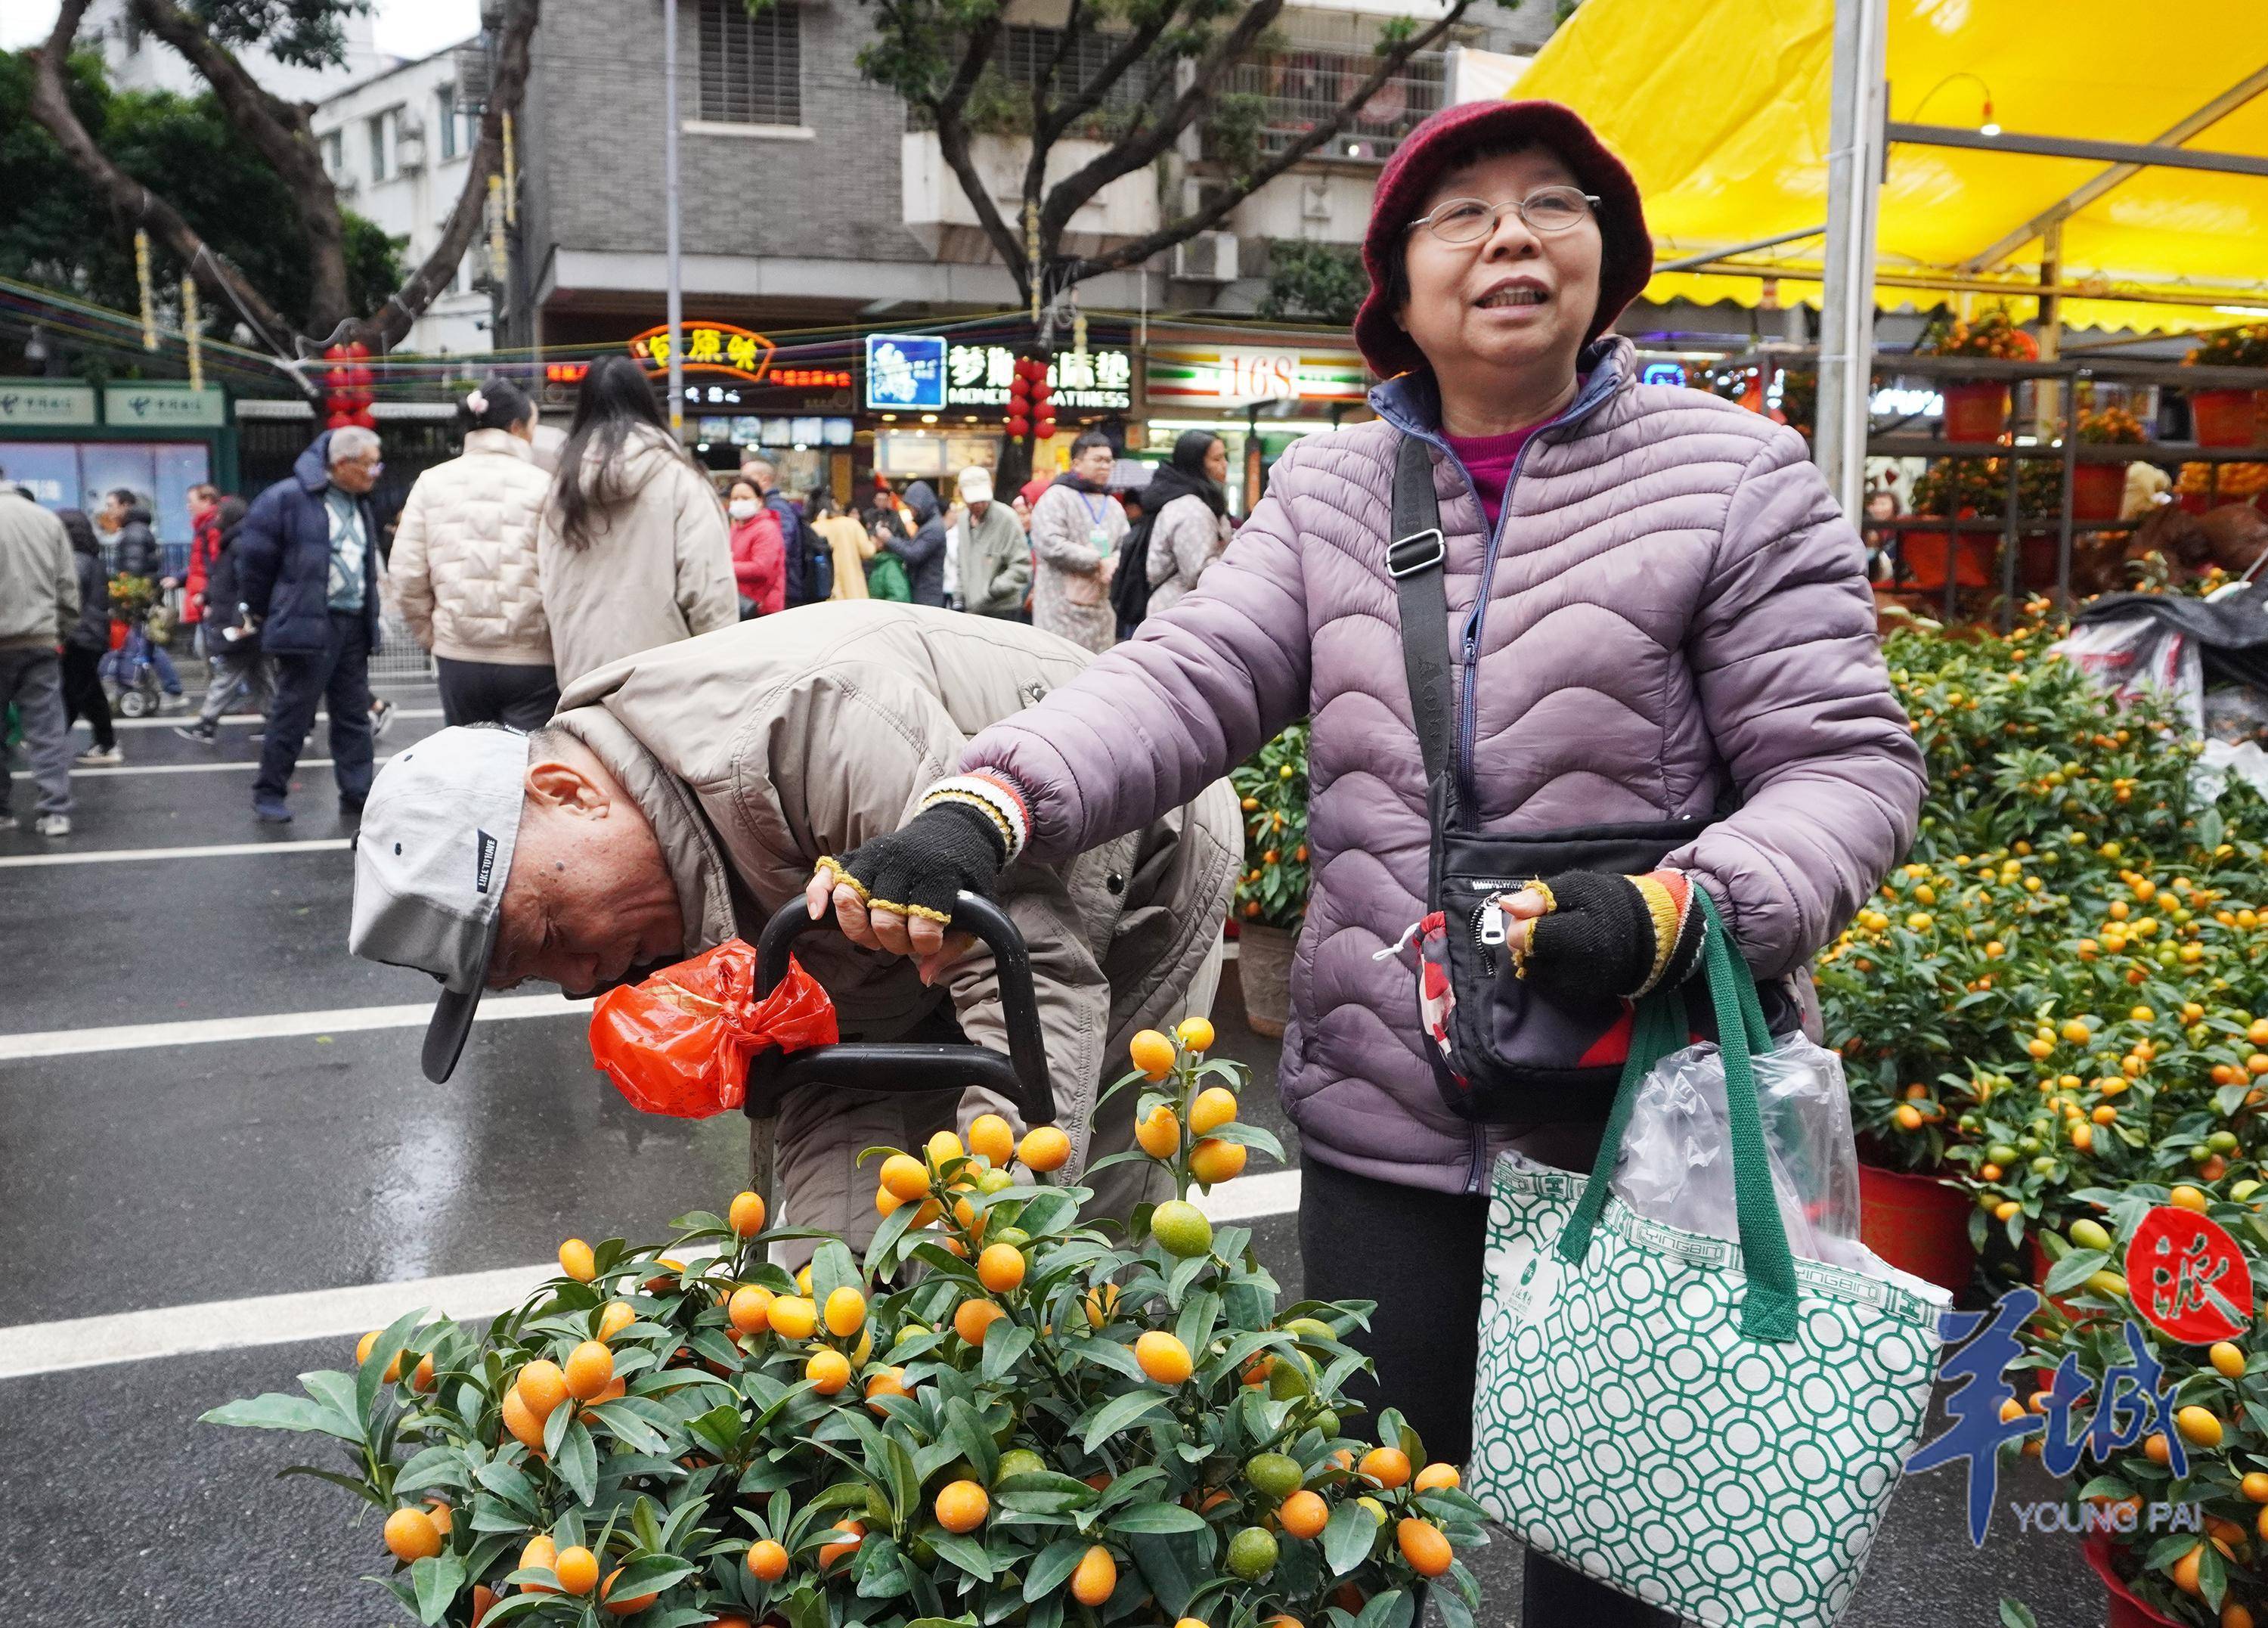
[359,0,541,351]
[923,8,1029,296]
[1032,2,1179,152]
[1066,2,1476,281]
[1036,0,1284,244]
[25,0,301,358]
[129,0,352,330]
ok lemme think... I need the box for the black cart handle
[742,890,1055,1127]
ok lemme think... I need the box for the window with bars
[696,0,804,128]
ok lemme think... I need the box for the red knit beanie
[1352,99,1653,381]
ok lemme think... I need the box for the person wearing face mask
[1027,431,1125,653]
[810,100,1922,1623]
[386,376,560,730]
[727,478,787,619]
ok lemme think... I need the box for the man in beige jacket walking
[0,471,80,836]
[345,603,1239,1249]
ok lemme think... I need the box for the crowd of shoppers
[7,342,1244,833]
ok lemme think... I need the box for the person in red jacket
[181,482,223,642]
[726,476,785,618]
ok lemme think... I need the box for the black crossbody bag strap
[1388,434,1455,795]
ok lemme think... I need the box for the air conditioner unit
[1302,177,1331,223]
[395,124,428,174]
[1173,231,1239,284]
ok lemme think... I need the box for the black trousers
[60,644,114,750]
[256,610,374,805]
[436,657,560,730]
[1300,1156,1675,1628]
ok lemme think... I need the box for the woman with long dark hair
[535,355,735,685]
[1140,430,1232,616]
[388,374,561,727]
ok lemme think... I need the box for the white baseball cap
[349,725,531,1083]
[957,465,993,504]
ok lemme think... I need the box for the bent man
[346,602,1238,1245]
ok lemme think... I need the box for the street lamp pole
[663,0,684,439]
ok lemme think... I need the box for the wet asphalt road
[0,675,2099,1627]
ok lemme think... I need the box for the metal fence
[1204,48,1445,166]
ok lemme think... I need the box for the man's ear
[526,759,609,815]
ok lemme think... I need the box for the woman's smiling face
[1395,146,1603,392]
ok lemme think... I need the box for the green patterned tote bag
[1467,895,1949,1627]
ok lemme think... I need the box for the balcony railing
[1204,48,1445,167]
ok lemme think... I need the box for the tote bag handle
[1553,890,1799,1342]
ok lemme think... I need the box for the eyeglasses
[1407,186,1601,244]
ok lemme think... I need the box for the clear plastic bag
[1608,1034,1872,1271]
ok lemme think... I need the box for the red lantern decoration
[1005,414,1031,439]
[1035,417,1057,440]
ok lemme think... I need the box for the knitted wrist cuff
[919,771,1031,862]
[1524,867,1704,1000]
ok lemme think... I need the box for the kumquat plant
[206,1023,1489,1628]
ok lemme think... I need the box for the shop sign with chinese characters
[0,383,97,427]
[629,323,777,382]
[947,344,1132,411]
[1145,345,1366,408]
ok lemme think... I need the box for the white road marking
[0,992,594,1061]
[109,708,443,731]
[0,838,352,868]
[69,755,396,777]
[0,1172,1303,1378]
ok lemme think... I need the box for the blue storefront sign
[864,334,947,411]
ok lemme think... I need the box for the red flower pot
[2192,389,2263,448]
[1901,531,1994,590]
[1857,1161,1975,1293]
[2020,532,2062,589]
[2084,1534,2186,1628]
[1943,381,2012,444]
[2074,462,2128,521]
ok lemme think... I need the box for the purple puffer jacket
[962,336,1926,1193]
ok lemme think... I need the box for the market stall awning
[1514,0,2268,334]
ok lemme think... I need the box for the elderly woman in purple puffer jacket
[810,100,1923,1622]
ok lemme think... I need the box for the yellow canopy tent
[1514,0,2268,336]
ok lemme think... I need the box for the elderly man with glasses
[234,425,388,823]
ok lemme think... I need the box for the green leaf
[2042,1248,2108,1295]
[1108,1501,1207,1534]
[928,1530,998,1581]
[865,1195,921,1276]
[200,1391,364,1441]
[1024,1536,1092,1601]
[604,1555,700,1599]
[997,1471,1101,1515]
[1999,1601,2041,1628]
[410,1553,466,1626]
[556,1419,599,1504]
[1174,1290,1222,1358]
[1080,1389,1172,1453]
[981,1323,1036,1385]
[1356,1589,1414,1628]
[355,1306,429,1434]
[1322,1499,1377,1575]
[945,1396,999,1487]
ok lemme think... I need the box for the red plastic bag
[588,939,838,1118]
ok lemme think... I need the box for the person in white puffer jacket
[387,374,560,727]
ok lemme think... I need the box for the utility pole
[663,0,684,439]
[1817,0,1888,522]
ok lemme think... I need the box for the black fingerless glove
[1522,868,1707,1001]
[822,800,1009,926]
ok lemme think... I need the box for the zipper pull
[1477,898,1508,947]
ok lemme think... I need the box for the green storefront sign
[104,384,226,428]
[0,383,98,427]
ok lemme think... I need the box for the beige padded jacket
[551,603,1240,1248]
[537,426,736,686]
[386,429,556,665]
